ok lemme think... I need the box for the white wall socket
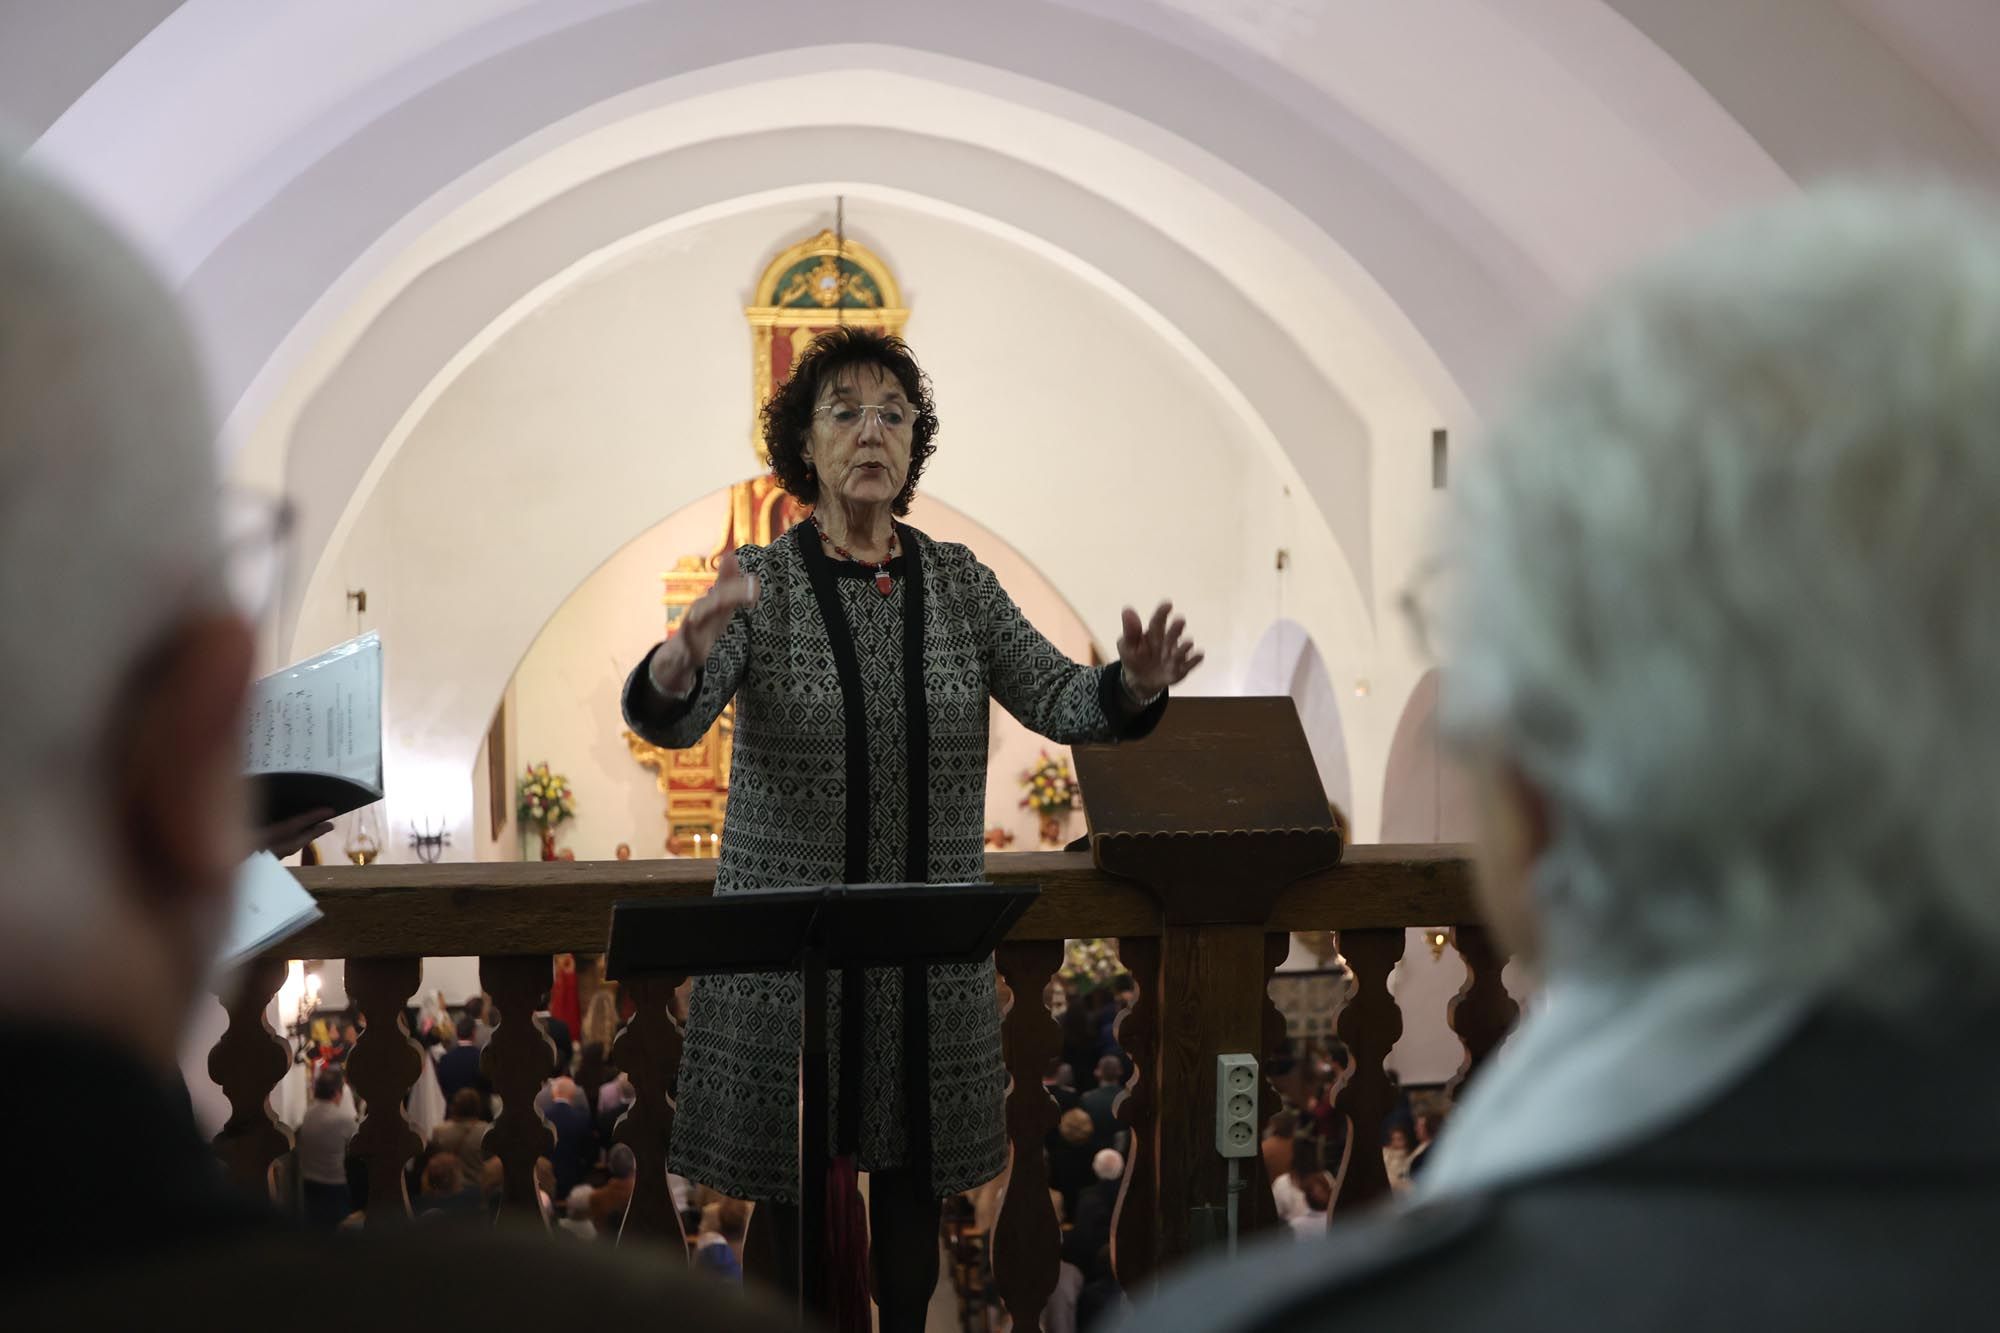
[1215,1052,1259,1158]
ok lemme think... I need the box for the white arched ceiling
[269,123,1384,656]
[21,1,1998,450]
[28,0,1871,444]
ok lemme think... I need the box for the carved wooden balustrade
[207,844,1509,1320]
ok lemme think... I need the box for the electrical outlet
[1215,1052,1259,1158]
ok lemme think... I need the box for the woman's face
[803,364,915,510]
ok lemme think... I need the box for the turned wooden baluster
[1330,928,1405,1210]
[611,973,689,1251]
[1239,932,1293,1235]
[209,956,293,1198]
[345,956,424,1226]
[480,954,556,1221]
[1447,924,1519,1097]
[1110,934,1161,1287]
[992,940,1064,1330]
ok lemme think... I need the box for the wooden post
[992,940,1064,1329]
[1072,699,1344,1278]
[1110,934,1161,1286]
[1447,924,1518,1097]
[1331,927,1405,1207]
[611,973,689,1250]
[345,956,424,1226]
[209,956,293,1197]
[1239,931,1293,1235]
[480,954,556,1221]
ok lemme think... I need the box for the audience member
[534,1071,590,1120]
[428,1087,491,1178]
[464,995,494,1050]
[1079,1055,1125,1151]
[0,157,789,1330]
[297,1069,358,1229]
[1059,989,1105,1077]
[1099,976,1136,1065]
[1117,184,2000,1333]
[1259,1111,1295,1187]
[544,1076,595,1199]
[416,1153,483,1223]
[575,1040,619,1111]
[436,1015,490,1117]
[534,991,573,1077]
[1269,1135,1331,1224]
[1381,1126,1413,1193]
[1048,1108,1099,1220]
[1287,1173,1331,1240]
[589,1144,637,1237]
[1075,1245,1125,1332]
[1062,1149,1124,1270]
[559,1186,598,1240]
[581,988,621,1054]
[692,1201,750,1279]
[597,1070,636,1142]
[1043,1058,1082,1116]
[1406,1112,1442,1180]
[548,954,582,1043]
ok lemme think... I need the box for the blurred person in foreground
[0,156,787,1332]
[1119,184,2000,1332]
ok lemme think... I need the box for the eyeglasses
[220,488,297,623]
[813,401,912,432]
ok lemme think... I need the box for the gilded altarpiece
[623,230,909,854]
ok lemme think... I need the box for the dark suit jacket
[1,1026,791,1332]
[1063,1178,1120,1269]
[435,1042,490,1116]
[1121,1011,1999,1333]
[1080,1083,1121,1149]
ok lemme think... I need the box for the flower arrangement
[1019,752,1080,816]
[517,762,576,832]
[1060,937,1127,994]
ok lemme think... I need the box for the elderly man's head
[1437,184,2000,1005]
[0,160,253,1068]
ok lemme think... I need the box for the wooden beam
[281,846,1476,959]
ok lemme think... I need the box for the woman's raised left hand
[1118,601,1204,699]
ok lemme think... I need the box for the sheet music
[243,631,382,789]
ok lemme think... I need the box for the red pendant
[874,569,894,596]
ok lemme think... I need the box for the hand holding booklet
[215,851,324,974]
[244,632,384,826]
[213,634,384,973]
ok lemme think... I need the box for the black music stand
[605,882,1039,1321]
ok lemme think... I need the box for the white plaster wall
[294,199,1344,861]
[506,488,1099,861]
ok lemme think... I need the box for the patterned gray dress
[622,521,1164,1203]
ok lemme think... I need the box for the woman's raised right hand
[648,548,759,696]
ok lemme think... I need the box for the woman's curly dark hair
[762,326,939,516]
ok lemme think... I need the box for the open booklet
[214,851,324,975]
[244,631,384,826]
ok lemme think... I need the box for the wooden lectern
[1071,697,1344,1270]
[604,882,1039,1321]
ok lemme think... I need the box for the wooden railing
[209,845,1513,1319]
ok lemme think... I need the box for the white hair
[1437,182,2000,1010]
[1093,1148,1124,1181]
[0,157,220,913]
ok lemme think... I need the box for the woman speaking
[623,327,1201,1325]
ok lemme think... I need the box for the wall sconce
[410,818,452,864]
[1426,928,1452,962]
